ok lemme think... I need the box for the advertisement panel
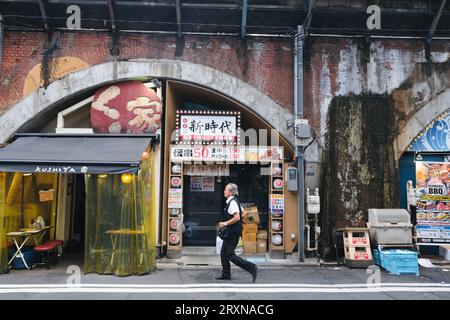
[415,162,450,244]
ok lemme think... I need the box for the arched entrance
[0,60,295,147]
[0,63,299,265]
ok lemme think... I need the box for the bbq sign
[176,110,240,145]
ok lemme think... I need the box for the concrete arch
[0,59,294,145]
[395,88,450,159]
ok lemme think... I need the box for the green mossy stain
[322,95,399,259]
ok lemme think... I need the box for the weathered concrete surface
[323,96,399,258]
[393,62,450,158]
[304,38,450,145]
[0,59,294,145]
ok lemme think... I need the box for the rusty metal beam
[107,0,117,32]
[37,0,49,31]
[427,0,447,44]
[175,0,182,38]
[304,0,315,33]
[241,0,248,39]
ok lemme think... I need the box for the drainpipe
[294,25,305,262]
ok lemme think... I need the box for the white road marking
[0,283,449,294]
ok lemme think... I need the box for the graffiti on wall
[23,57,89,97]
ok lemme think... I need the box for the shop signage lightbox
[176,110,241,145]
[170,145,283,163]
[415,161,450,244]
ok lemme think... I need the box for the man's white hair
[226,183,239,196]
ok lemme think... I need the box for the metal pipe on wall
[294,25,305,262]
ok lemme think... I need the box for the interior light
[22,173,32,176]
[98,174,107,178]
[121,174,133,184]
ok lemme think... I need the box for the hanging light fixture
[121,173,133,184]
[141,150,151,161]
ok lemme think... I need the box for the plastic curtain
[0,172,56,273]
[84,157,156,276]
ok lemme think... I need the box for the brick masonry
[1,31,449,144]
[0,31,294,114]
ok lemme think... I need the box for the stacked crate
[341,228,373,268]
[242,206,259,255]
[373,249,419,275]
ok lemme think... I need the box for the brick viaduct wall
[2,31,450,257]
[0,31,294,114]
[1,31,449,145]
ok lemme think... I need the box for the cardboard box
[243,206,260,224]
[243,242,257,255]
[257,230,268,240]
[257,239,267,253]
[243,223,258,234]
[242,232,257,242]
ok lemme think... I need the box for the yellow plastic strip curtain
[84,156,156,276]
[0,172,57,273]
[0,173,25,273]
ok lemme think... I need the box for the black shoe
[250,266,257,283]
[215,275,231,280]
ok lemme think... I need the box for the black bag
[217,226,230,240]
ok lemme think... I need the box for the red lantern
[170,219,181,231]
[169,233,180,245]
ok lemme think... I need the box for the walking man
[216,183,257,282]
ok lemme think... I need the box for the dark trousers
[220,233,255,278]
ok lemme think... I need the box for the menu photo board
[415,162,450,244]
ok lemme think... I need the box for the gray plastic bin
[367,209,413,245]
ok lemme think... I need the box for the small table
[7,226,53,269]
[105,229,146,266]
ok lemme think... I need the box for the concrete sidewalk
[1,254,450,300]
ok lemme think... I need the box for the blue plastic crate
[379,249,419,275]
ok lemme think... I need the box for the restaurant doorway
[181,164,270,248]
[66,174,86,256]
[182,176,223,246]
